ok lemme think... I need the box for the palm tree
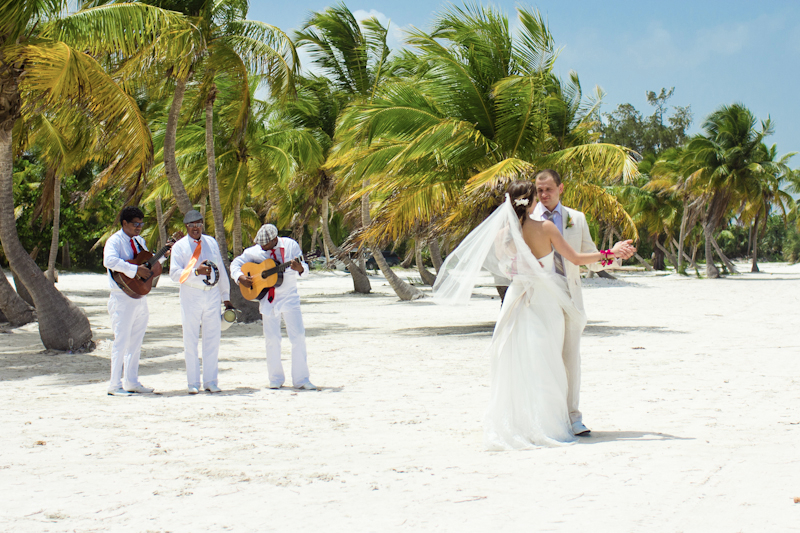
[22,109,101,282]
[111,0,297,317]
[683,104,776,278]
[0,0,183,350]
[295,3,398,296]
[738,143,795,272]
[282,75,373,293]
[330,6,637,282]
[0,264,35,326]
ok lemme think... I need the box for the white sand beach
[1,265,799,532]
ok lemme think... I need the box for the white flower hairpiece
[514,198,530,206]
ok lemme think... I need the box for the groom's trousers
[563,313,584,425]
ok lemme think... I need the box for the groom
[531,169,634,436]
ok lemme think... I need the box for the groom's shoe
[572,421,591,436]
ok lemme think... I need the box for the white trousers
[563,314,584,425]
[180,285,221,388]
[107,292,149,391]
[262,305,309,386]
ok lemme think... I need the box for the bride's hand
[610,240,636,259]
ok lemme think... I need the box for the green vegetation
[1,1,798,344]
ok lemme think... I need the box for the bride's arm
[545,222,633,266]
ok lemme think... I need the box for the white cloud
[351,9,409,51]
[617,13,787,72]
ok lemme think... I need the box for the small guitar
[239,252,319,301]
[112,232,183,299]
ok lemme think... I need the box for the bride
[433,181,631,450]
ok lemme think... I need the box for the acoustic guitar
[239,252,319,301]
[112,232,183,299]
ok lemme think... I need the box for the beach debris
[35,440,46,446]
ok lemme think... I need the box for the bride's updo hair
[506,180,536,221]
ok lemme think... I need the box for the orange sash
[179,240,202,283]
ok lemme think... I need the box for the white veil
[432,195,584,325]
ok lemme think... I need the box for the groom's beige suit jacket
[533,204,612,315]
[559,206,610,314]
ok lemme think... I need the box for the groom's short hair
[535,169,562,186]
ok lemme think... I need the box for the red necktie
[267,249,277,303]
[130,238,137,256]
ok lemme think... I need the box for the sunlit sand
[1,265,798,531]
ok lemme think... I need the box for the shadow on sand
[584,321,683,337]
[397,322,496,337]
[583,430,693,443]
[137,386,261,398]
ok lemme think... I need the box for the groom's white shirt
[531,202,613,313]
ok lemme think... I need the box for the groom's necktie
[543,210,566,277]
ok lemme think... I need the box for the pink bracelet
[600,249,614,266]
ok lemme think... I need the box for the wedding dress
[433,197,586,450]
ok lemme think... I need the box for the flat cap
[183,209,203,224]
[254,224,278,245]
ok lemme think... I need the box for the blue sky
[250,1,800,166]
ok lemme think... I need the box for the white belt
[182,282,216,291]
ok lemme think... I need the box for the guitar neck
[143,245,169,267]
[273,257,299,273]
[144,234,180,267]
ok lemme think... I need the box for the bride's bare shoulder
[522,217,552,233]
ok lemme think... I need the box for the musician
[102,206,169,396]
[168,210,232,394]
[230,224,315,390]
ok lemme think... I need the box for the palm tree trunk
[690,243,699,270]
[164,75,194,215]
[233,189,243,257]
[0,265,34,327]
[205,88,260,323]
[61,240,70,269]
[633,251,654,271]
[152,196,167,288]
[750,213,760,273]
[309,225,319,254]
[671,238,695,266]
[45,175,60,282]
[709,233,738,274]
[415,240,436,286]
[703,222,720,278]
[360,186,422,300]
[655,240,677,270]
[0,128,93,351]
[155,195,167,249]
[429,237,443,273]
[652,237,666,270]
[359,183,370,273]
[400,248,414,268]
[677,199,689,273]
[322,232,331,264]
[373,245,423,300]
[11,266,33,306]
[320,195,371,293]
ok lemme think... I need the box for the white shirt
[169,234,231,301]
[531,202,564,234]
[230,238,308,316]
[103,229,162,292]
